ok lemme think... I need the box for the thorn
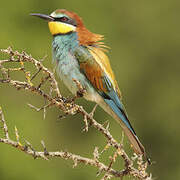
[93,147,99,161]
[101,143,111,154]
[33,150,37,159]
[96,167,103,177]
[102,120,109,128]
[15,126,21,144]
[27,103,41,111]
[90,104,98,118]
[121,131,124,144]
[101,174,113,180]
[96,171,101,177]
[24,139,37,159]
[40,55,47,62]
[0,108,9,139]
[73,159,78,168]
[82,115,88,132]
[41,140,49,156]
[27,103,51,120]
[24,139,32,148]
[30,68,42,81]
[43,106,46,120]
[106,123,110,130]
[23,145,28,151]
[131,153,138,161]
[25,71,33,86]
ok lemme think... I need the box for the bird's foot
[76,88,86,98]
[72,78,86,98]
[62,89,86,104]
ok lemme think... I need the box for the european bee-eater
[31,9,146,157]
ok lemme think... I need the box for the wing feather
[75,45,120,95]
[87,46,122,98]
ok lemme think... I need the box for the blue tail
[101,90,136,135]
[99,90,145,155]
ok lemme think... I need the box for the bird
[30,9,147,158]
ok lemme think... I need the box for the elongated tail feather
[99,91,145,155]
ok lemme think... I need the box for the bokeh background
[0,0,180,179]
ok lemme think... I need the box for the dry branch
[0,47,152,179]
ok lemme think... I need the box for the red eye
[60,16,69,22]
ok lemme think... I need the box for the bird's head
[30,9,103,45]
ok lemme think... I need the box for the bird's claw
[62,88,86,104]
[76,88,86,98]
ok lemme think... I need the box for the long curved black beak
[30,13,54,21]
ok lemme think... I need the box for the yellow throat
[48,21,76,35]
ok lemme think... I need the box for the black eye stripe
[53,17,68,22]
[52,16,77,27]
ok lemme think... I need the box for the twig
[83,115,89,132]
[0,108,132,178]
[0,107,9,139]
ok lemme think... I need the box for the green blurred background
[0,0,180,179]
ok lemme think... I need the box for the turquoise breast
[52,33,97,100]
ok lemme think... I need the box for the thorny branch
[0,47,152,180]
